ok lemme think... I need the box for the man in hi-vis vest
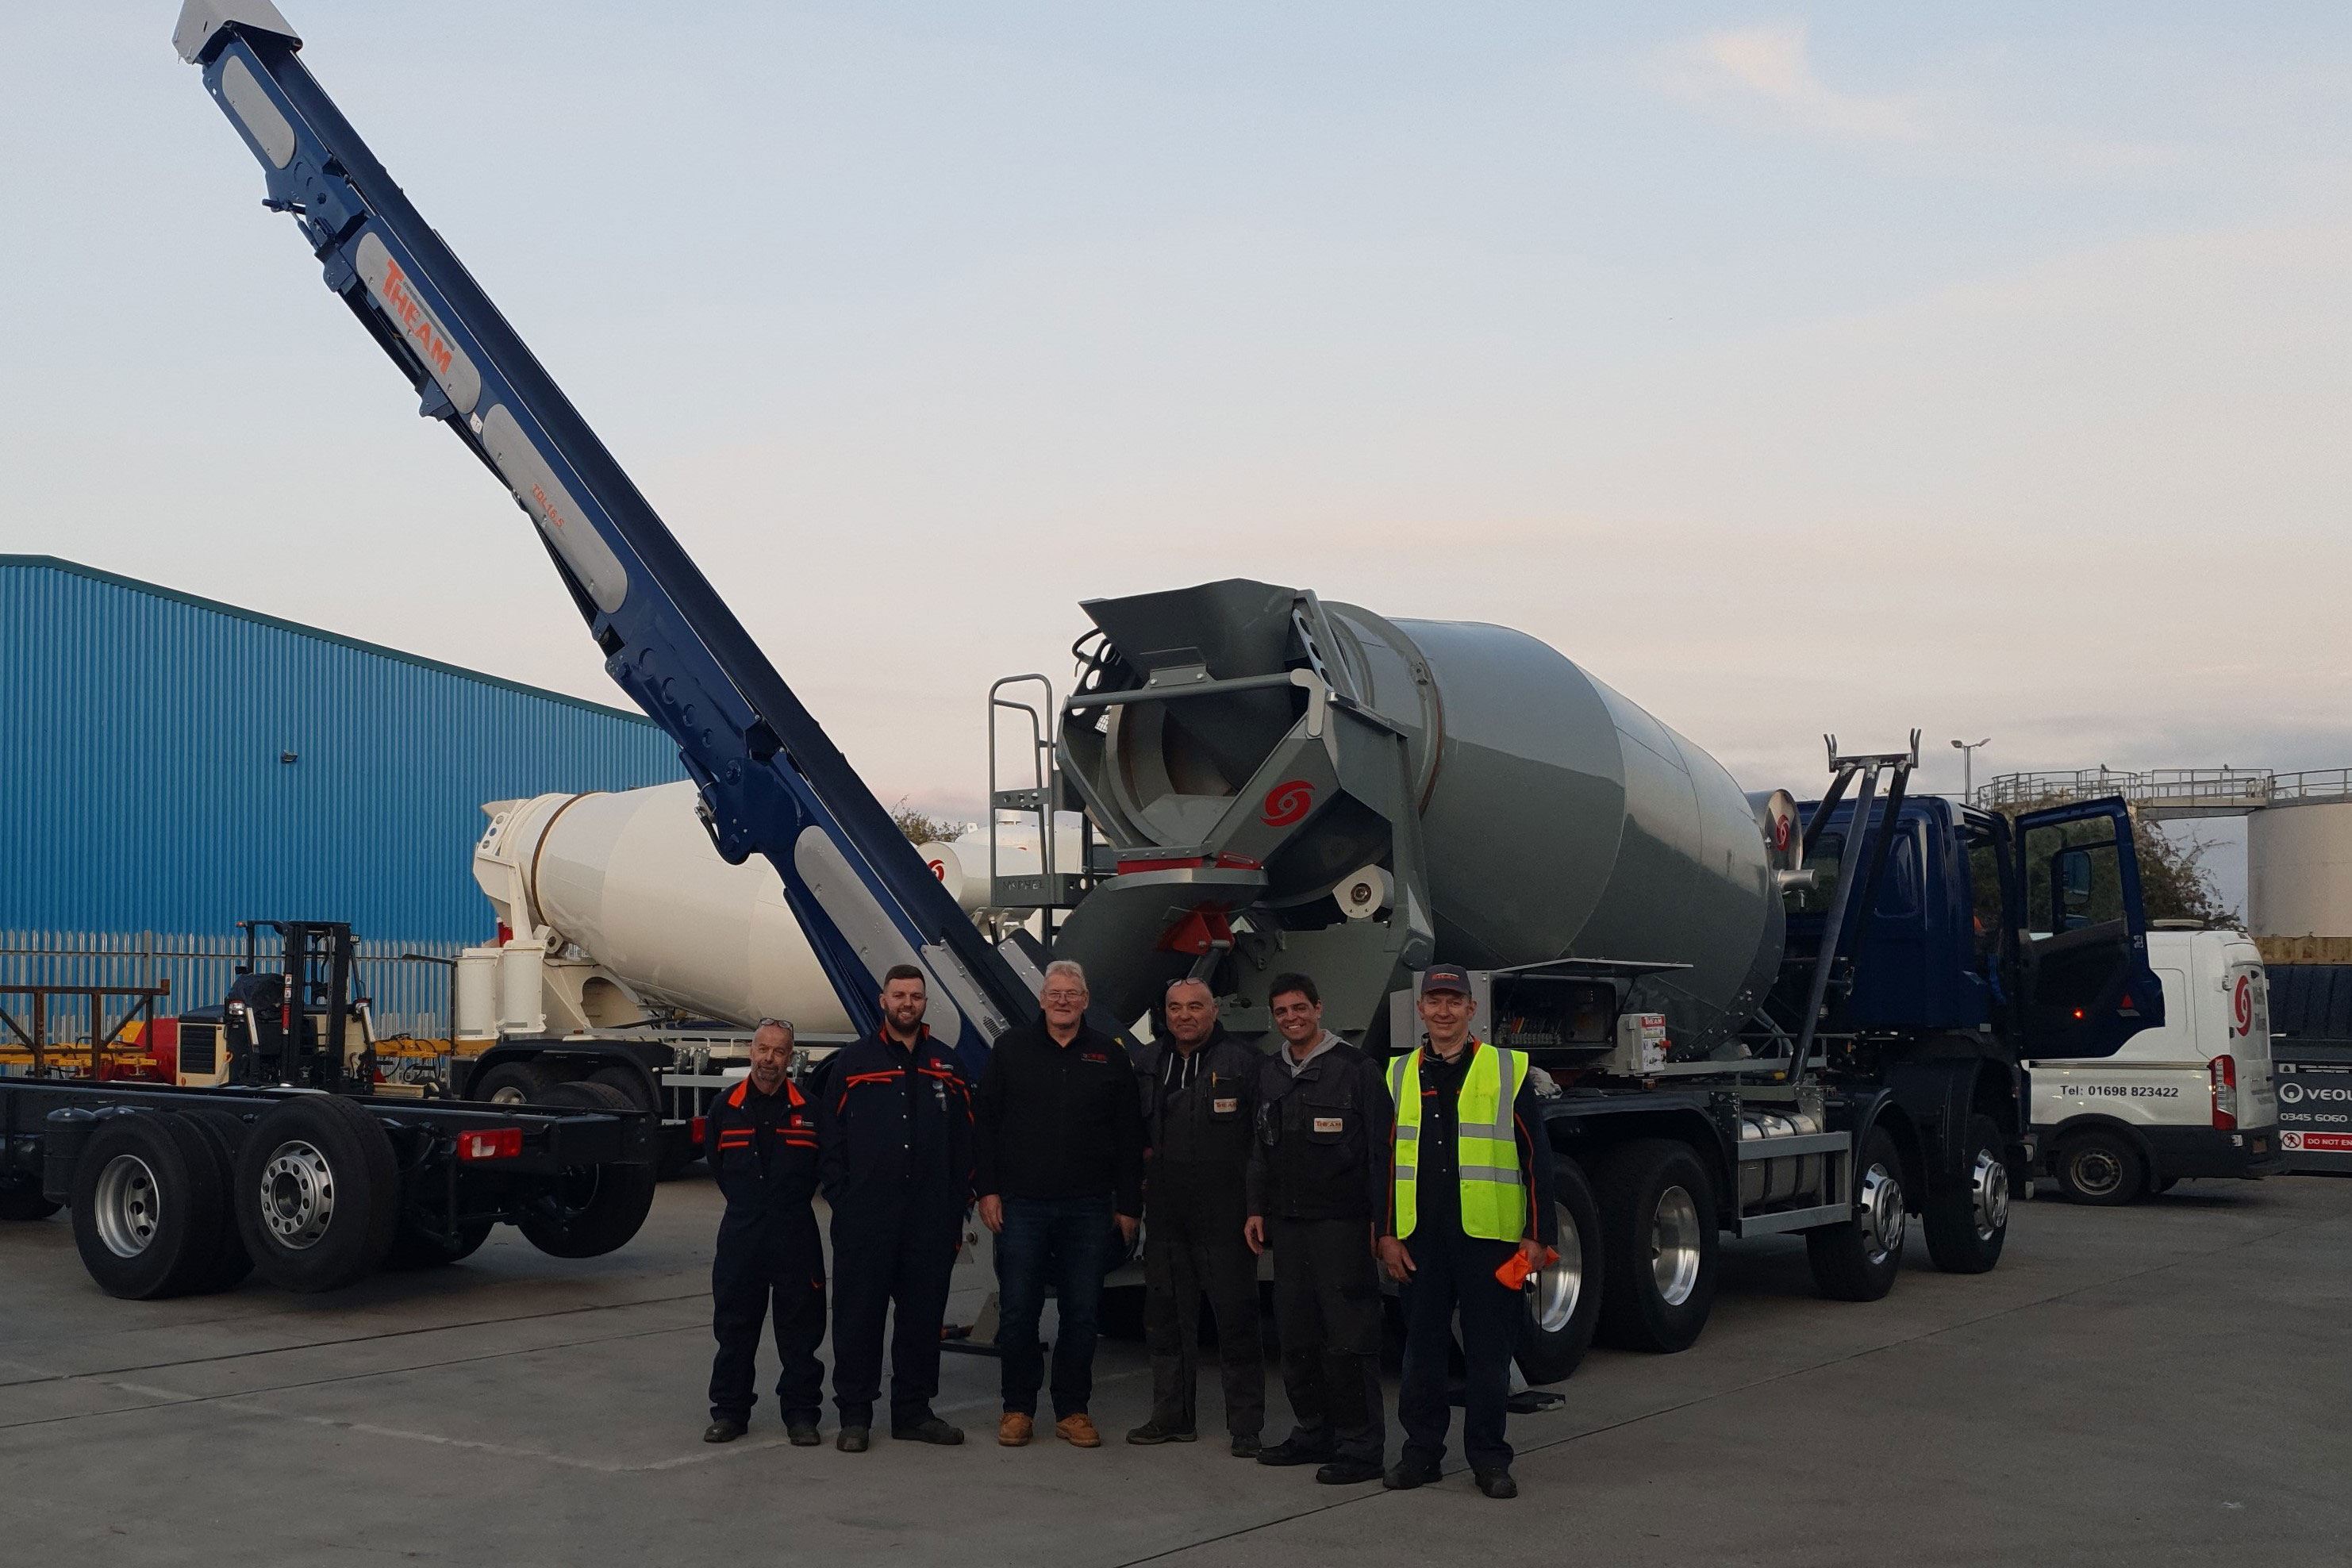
[1376,965,1556,1500]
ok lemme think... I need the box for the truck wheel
[385,1219,494,1270]
[472,1059,560,1105]
[515,1081,657,1259]
[2050,1129,2144,1207]
[234,1097,400,1293]
[1594,1140,1718,1354]
[1805,1126,1907,1301]
[1516,1159,1604,1384]
[589,1064,655,1109]
[1923,1114,2009,1274]
[69,1114,233,1299]
[0,1181,61,1221]
[179,1110,257,1293]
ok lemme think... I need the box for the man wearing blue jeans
[974,959,1145,1449]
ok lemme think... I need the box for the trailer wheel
[1923,1114,2009,1274]
[1593,1140,1718,1354]
[1515,1159,1603,1384]
[69,1114,233,1299]
[234,1097,400,1293]
[2050,1128,2144,1207]
[515,1081,657,1259]
[0,1181,61,1221]
[1804,1126,1907,1301]
[472,1059,560,1105]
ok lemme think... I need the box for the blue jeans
[994,1194,1114,1418]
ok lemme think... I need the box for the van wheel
[2052,1129,2144,1206]
[1923,1115,2010,1273]
[515,1081,656,1259]
[1594,1140,1718,1353]
[235,1097,400,1293]
[1515,1160,1603,1383]
[70,1114,234,1299]
[472,1059,559,1105]
[1805,1126,1907,1301]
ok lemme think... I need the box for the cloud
[1654,22,1931,144]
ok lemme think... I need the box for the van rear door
[2224,952,2277,1130]
[2011,797,2166,1059]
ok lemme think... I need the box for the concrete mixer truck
[156,6,2166,1378]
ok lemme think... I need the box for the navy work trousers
[994,1194,1114,1419]
[829,1201,961,1428]
[1397,1224,1521,1472]
[709,1209,827,1425]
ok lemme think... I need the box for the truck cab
[2030,927,2279,1202]
[1779,794,2166,1063]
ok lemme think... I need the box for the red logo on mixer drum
[1261,780,1314,826]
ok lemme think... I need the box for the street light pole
[1950,737,1991,801]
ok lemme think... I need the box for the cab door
[2010,797,2166,1059]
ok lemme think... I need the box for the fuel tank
[1055,579,1784,1051]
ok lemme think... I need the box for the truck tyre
[2050,1128,2144,1207]
[1515,1159,1604,1384]
[234,1096,401,1293]
[589,1064,655,1110]
[1593,1139,1718,1354]
[472,1059,560,1105]
[1804,1126,1907,1302]
[385,1218,494,1270]
[1923,1114,2009,1274]
[69,1113,233,1299]
[515,1081,657,1259]
[0,1182,61,1221]
[179,1109,257,1293]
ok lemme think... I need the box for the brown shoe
[1055,1413,1101,1448]
[997,1412,1034,1447]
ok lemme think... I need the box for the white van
[2028,925,2281,1204]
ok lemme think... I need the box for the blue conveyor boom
[174,2,1033,1070]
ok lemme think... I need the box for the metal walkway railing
[1975,767,2352,817]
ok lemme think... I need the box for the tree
[2131,819,2233,927]
[890,798,968,845]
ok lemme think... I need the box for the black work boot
[702,1417,747,1443]
[1315,1458,1385,1485]
[1255,1437,1332,1467]
[786,1420,821,1447]
[1473,1468,1518,1499]
[1125,1421,1197,1445]
[1384,1458,1442,1490]
[892,1415,966,1445]
[836,1425,870,1453]
[1229,1433,1262,1459]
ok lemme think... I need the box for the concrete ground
[2,1173,2346,1566]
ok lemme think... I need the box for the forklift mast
[175,3,1035,1072]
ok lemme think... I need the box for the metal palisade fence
[0,930,464,1047]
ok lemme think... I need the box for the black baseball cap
[1418,964,1472,997]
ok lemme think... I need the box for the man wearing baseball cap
[1377,965,1557,1500]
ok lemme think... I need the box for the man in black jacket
[974,959,1145,1450]
[703,1019,824,1447]
[820,964,973,1453]
[1244,972,1393,1485]
[1126,977,1266,1455]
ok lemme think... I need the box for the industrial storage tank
[2248,798,2352,941]
[1055,579,1784,1052]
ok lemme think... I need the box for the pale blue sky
[4,4,2347,909]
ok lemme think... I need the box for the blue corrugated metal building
[2,555,682,1030]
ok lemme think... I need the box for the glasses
[755,1018,795,1035]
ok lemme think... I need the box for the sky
[6,3,2348,911]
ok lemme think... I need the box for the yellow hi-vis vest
[1389,1040,1529,1243]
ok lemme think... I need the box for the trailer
[0,921,656,1297]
